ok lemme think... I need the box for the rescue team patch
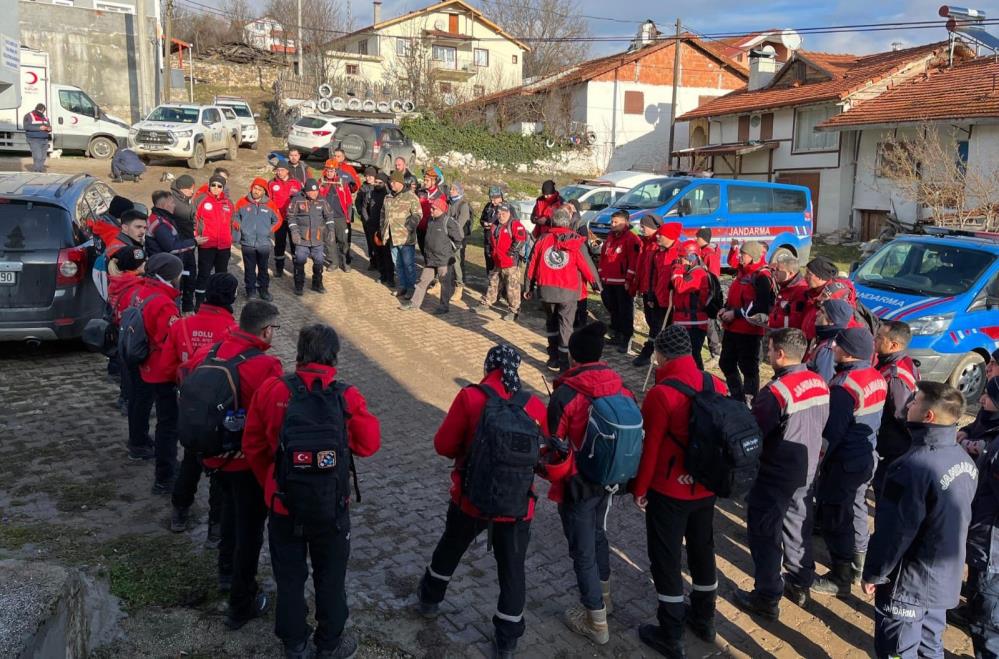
[293,451,311,466]
[291,450,337,469]
[543,247,569,270]
[204,202,212,210]
[317,450,336,469]
[133,249,144,260]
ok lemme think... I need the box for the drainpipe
[610,69,619,162]
[848,129,861,233]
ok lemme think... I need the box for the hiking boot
[948,604,972,633]
[218,572,233,594]
[684,605,716,643]
[404,289,415,300]
[206,522,222,549]
[398,302,414,311]
[395,288,407,297]
[341,264,352,274]
[851,552,866,585]
[491,636,517,659]
[545,356,560,370]
[428,278,438,290]
[601,580,613,615]
[415,575,440,617]
[557,355,571,372]
[259,289,273,302]
[293,287,304,297]
[127,444,154,461]
[151,479,174,496]
[246,289,258,299]
[433,306,449,315]
[170,506,189,533]
[632,351,652,368]
[617,336,631,354]
[732,589,779,621]
[638,624,685,658]
[316,634,358,659]
[312,278,326,293]
[224,591,270,630]
[503,311,518,322]
[283,639,310,659]
[810,562,854,597]
[564,605,609,645]
[783,580,809,608]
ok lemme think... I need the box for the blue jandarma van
[852,228,999,401]
[590,176,814,263]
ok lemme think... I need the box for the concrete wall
[19,0,158,123]
[0,0,18,109]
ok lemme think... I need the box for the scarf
[484,344,522,394]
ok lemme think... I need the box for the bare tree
[479,0,591,79]
[222,0,255,43]
[871,124,999,229]
[264,0,353,82]
[173,5,228,54]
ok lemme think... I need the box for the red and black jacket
[525,226,598,304]
[598,229,641,287]
[671,263,711,326]
[530,192,564,238]
[724,261,776,336]
[769,274,810,330]
[488,220,528,270]
[801,278,858,340]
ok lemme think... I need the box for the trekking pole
[643,292,673,393]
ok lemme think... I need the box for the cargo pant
[482,266,521,314]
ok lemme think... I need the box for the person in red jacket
[634,325,728,657]
[330,147,361,191]
[599,210,641,354]
[120,253,183,492]
[194,175,235,309]
[319,162,355,273]
[476,202,527,320]
[634,221,682,368]
[719,240,776,402]
[524,208,600,372]
[671,241,712,369]
[696,228,722,363]
[243,324,380,659]
[106,210,148,277]
[269,164,303,278]
[417,169,444,257]
[165,273,239,544]
[801,256,858,340]
[546,321,634,645]
[182,300,283,631]
[416,344,568,659]
[769,249,809,331]
[530,179,564,239]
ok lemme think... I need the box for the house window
[439,82,453,93]
[396,38,412,57]
[473,85,485,97]
[512,54,518,64]
[345,64,359,76]
[876,142,915,179]
[357,40,368,55]
[94,0,134,13]
[474,48,489,68]
[623,91,644,115]
[793,105,839,152]
[958,140,970,174]
[433,45,457,70]
[738,115,750,142]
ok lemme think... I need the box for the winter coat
[699,243,721,277]
[824,361,888,464]
[234,195,281,249]
[801,279,858,340]
[195,193,235,250]
[525,226,598,304]
[169,185,197,239]
[968,434,999,572]
[23,111,51,141]
[770,274,810,330]
[598,229,641,287]
[382,189,421,246]
[423,212,464,268]
[113,277,181,384]
[530,192,564,238]
[320,179,353,223]
[267,177,303,221]
[161,304,236,382]
[450,198,473,239]
[671,264,711,326]
[355,182,387,226]
[488,220,528,270]
[146,208,196,258]
[243,363,380,516]
[724,261,776,336]
[876,351,920,463]
[105,232,146,276]
[286,194,334,247]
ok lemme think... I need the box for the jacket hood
[554,363,624,398]
[654,354,700,382]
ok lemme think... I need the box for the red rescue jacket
[530,193,563,238]
[488,220,528,270]
[161,304,236,382]
[433,370,556,520]
[525,226,597,304]
[598,229,641,287]
[801,279,858,340]
[268,177,303,222]
[671,264,711,326]
[769,274,810,330]
[650,244,681,308]
[635,355,728,500]
[699,243,721,277]
[725,261,775,336]
[632,235,657,296]
[243,363,381,515]
[113,277,181,384]
[195,193,235,250]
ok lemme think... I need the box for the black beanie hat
[807,256,839,281]
[108,195,134,219]
[835,327,875,361]
[145,253,184,282]
[174,174,195,190]
[541,180,556,196]
[696,227,712,243]
[205,272,238,308]
[654,325,692,359]
[568,320,607,363]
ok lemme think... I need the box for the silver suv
[129,104,240,169]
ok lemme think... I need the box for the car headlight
[128,127,138,137]
[908,313,954,336]
[173,129,193,138]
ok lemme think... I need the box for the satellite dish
[761,44,777,56]
[434,19,445,31]
[780,29,802,51]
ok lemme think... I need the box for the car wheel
[226,137,238,160]
[249,140,259,151]
[88,136,117,160]
[187,141,206,169]
[949,352,987,402]
[340,134,366,161]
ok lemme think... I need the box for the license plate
[0,271,15,285]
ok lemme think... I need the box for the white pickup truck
[128,104,241,169]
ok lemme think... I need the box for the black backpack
[703,268,724,319]
[854,300,882,335]
[660,374,762,498]
[274,374,357,527]
[118,293,152,366]
[177,345,262,456]
[462,385,542,521]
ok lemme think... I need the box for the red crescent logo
[71,117,78,124]
[25,71,38,84]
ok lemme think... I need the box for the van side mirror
[665,207,680,218]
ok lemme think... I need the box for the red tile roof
[819,56,999,129]
[677,42,950,120]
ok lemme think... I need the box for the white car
[214,96,260,150]
[287,114,350,160]
[515,171,659,235]
[129,104,240,169]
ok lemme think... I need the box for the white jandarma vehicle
[129,104,240,169]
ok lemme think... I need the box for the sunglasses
[210,183,223,189]
[265,324,281,331]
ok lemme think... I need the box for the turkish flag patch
[293,451,312,466]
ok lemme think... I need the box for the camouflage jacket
[381,189,421,246]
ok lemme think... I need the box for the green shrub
[401,116,564,168]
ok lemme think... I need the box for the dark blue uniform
[967,434,999,658]
[873,352,919,498]
[746,364,830,602]
[864,423,976,658]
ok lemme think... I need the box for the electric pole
[163,0,173,103]
[297,0,303,78]
[667,17,682,171]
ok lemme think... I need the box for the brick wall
[592,42,745,91]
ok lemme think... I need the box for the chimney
[373,0,382,24]
[748,47,777,91]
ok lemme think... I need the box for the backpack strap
[659,378,697,398]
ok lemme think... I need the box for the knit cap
[836,327,875,361]
[740,241,764,261]
[568,321,606,364]
[654,325,692,359]
[639,213,662,230]
[145,253,183,281]
[807,256,840,281]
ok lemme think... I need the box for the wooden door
[776,172,821,230]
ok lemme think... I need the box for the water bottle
[222,409,245,433]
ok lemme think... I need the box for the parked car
[219,106,244,148]
[287,114,350,160]
[852,227,999,402]
[589,176,814,263]
[0,173,114,343]
[214,95,259,149]
[331,120,416,170]
[129,104,240,169]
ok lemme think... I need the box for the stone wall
[190,59,290,91]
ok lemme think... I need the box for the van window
[58,89,97,117]
[855,241,994,296]
[728,186,772,214]
[616,178,688,210]
[0,201,73,250]
[773,188,807,212]
[677,184,720,216]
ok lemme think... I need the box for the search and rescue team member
[598,210,641,355]
[287,179,334,296]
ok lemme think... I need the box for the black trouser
[601,285,634,342]
[646,491,717,641]
[361,218,379,262]
[241,245,271,293]
[706,319,722,357]
[970,569,999,659]
[484,239,495,274]
[817,453,875,563]
[326,218,350,270]
[682,325,708,370]
[128,372,179,485]
[640,295,668,357]
[180,249,197,313]
[558,494,610,610]
[574,298,589,329]
[543,301,576,360]
[417,226,427,258]
[171,448,222,522]
[377,243,394,284]
[216,470,268,620]
[720,331,763,401]
[269,511,351,652]
[195,247,231,306]
[294,245,325,290]
[420,503,530,647]
[453,242,467,287]
[273,222,295,273]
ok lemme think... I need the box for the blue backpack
[575,392,644,489]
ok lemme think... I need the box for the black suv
[332,121,416,170]
[0,173,114,343]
